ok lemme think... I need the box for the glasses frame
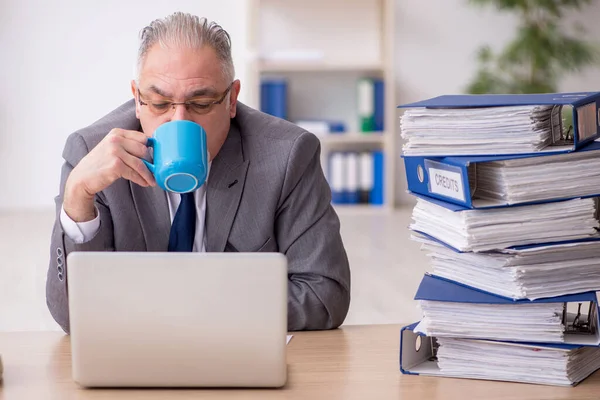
[137,82,234,115]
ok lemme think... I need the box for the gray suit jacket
[46,101,351,333]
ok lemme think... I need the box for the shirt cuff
[60,205,100,244]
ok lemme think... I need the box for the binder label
[425,160,465,202]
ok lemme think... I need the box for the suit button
[57,265,63,274]
[56,248,63,257]
[57,256,63,266]
[58,272,64,282]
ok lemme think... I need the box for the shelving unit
[258,61,386,73]
[318,133,385,145]
[245,0,396,211]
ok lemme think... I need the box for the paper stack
[473,143,600,204]
[414,236,600,300]
[411,275,600,346]
[410,197,599,252]
[401,105,559,155]
[398,92,600,387]
[436,338,600,387]
[418,300,565,342]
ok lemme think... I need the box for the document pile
[400,104,561,155]
[410,196,598,252]
[435,337,600,387]
[415,236,600,300]
[398,92,600,386]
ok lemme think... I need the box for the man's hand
[63,128,156,222]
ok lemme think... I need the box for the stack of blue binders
[397,92,600,386]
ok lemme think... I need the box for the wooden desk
[1,324,600,399]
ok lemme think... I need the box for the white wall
[393,0,600,205]
[2,0,600,209]
[0,0,249,210]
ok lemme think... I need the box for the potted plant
[466,0,599,94]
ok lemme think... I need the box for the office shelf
[246,0,397,210]
[258,61,385,73]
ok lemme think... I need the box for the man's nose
[169,104,191,121]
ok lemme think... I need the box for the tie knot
[181,192,195,200]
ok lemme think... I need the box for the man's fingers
[121,129,152,145]
[118,148,156,187]
[105,128,156,187]
[106,132,149,159]
[122,168,151,188]
[120,137,149,159]
[109,128,149,145]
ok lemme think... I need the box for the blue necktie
[168,193,196,252]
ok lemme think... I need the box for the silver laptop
[67,252,288,388]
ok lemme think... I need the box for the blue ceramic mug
[142,120,208,193]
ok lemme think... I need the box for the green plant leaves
[465,0,598,94]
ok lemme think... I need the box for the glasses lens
[189,102,213,115]
[148,102,172,115]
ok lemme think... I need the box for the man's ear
[229,80,241,118]
[131,80,141,119]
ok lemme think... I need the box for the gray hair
[136,12,235,83]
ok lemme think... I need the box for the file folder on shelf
[329,152,345,204]
[399,322,600,386]
[403,140,600,209]
[344,152,360,204]
[371,151,385,205]
[359,152,374,203]
[399,92,600,156]
[328,151,384,205]
[357,78,376,132]
[260,78,287,120]
[374,79,384,131]
[413,274,600,346]
[357,78,384,133]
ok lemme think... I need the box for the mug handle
[142,137,156,174]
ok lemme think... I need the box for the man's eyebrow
[148,85,172,98]
[145,85,218,98]
[187,88,218,98]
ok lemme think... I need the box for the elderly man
[46,12,351,333]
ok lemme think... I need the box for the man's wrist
[63,180,96,222]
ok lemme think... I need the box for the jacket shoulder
[72,99,140,150]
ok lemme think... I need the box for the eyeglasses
[138,82,234,116]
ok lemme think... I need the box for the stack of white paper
[474,148,600,204]
[410,197,599,252]
[415,301,565,342]
[400,105,561,156]
[415,236,600,300]
[436,337,600,386]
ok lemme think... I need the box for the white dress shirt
[60,165,210,252]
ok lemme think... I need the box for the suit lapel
[206,122,249,252]
[131,183,171,251]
